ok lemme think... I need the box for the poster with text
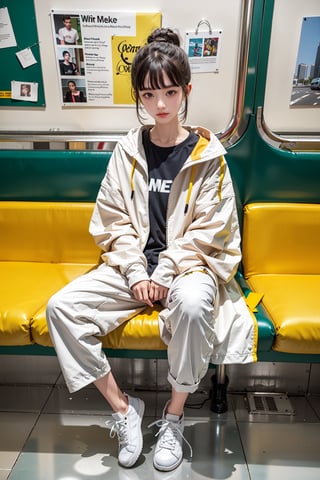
[51,10,161,106]
[185,30,222,73]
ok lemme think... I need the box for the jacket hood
[118,125,226,165]
[119,125,227,211]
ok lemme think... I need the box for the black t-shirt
[60,62,77,75]
[142,128,198,275]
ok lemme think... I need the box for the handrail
[0,130,125,150]
[216,0,254,145]
[256,106,320,151]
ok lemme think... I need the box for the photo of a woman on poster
[20,84,31,97]
[64,80,86,102]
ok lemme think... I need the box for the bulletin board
[0,1,45,107]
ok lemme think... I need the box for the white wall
[264,0,320,133]
[0,0,242,134]
[3,0,318,135]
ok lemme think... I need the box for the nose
[156,96,166,109]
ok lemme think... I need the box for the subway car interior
[0,0,320,479]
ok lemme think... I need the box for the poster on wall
[0,7,17,49]
[185,29,222,73]
[51,10,161,106]
[290,16,320,108]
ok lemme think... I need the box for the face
[64,19,72,30]
[68,82,76,91]
[138,72,189,124]
[21,85,29,96]
[64,52,71,61]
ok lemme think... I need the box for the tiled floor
[0,383,320,480]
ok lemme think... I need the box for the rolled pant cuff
[167,371,200,394]
[66,364,111,393]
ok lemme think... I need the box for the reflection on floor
[0,383,319,480]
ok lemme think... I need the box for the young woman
[64,80,86,103]
[47,27,256,472]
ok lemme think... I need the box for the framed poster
[185,22,222,74]
[51,10,161,106]
[290,16,320,108]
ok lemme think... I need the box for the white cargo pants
[46,263,217,394]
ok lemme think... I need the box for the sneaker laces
[148,418,193,457]
[106,417,129,446]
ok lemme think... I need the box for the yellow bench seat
[0,202,166,352]
[0,261,93,345]
[247,274,320,354]
[242,203,320,355]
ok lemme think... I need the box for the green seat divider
[0,150,112,202]
[236,272,275,352]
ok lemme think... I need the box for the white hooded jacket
[90,125,258,364]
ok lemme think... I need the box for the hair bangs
[140,57,180,91]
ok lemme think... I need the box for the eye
[166,89,178,97]
[141,91,153,100]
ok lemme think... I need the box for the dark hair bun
[147,28,180,47]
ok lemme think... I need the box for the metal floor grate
[246,392,295,415]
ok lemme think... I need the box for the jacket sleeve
[89,145,149,288]
[150,156,241,286]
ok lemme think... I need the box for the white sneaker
[149,405,192,471]
[106,395,145,468]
